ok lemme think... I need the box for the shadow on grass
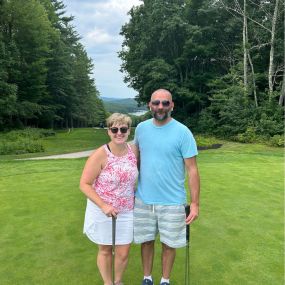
[198,143,223,150]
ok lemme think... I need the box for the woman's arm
[79,146,118,217]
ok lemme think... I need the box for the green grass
[0,128,135,160]
[0,136,283,284]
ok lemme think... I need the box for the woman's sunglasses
[109,127,129,134]
[151,100,170,107]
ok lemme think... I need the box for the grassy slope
[0,134,283,284]
[0,128,135,160]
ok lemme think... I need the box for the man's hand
[185,203,199,224]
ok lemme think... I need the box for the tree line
[120,0,284,141]
[0,0,106,130]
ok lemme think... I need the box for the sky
[62,0,141,99]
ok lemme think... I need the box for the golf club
[112,215,116,285]
[185,205,190,285]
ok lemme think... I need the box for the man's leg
[157,204,185,284]
[134,198,157,283]
[161,243,176,279]
[141,240,155,276]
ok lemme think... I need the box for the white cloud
[85,28,120,45]
[62,0,141,98]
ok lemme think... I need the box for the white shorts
[83,199,133,245]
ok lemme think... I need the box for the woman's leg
[114,244,131,284]
[97,245,112,285]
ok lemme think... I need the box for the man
[134,89,200,285]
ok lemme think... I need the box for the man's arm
[184,156,200,224]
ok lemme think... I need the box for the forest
[120,0,284,144]
[0,0,284,145]
[0,0,106,130]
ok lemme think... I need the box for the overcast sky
[62,0,141,99]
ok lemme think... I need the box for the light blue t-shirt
[134,118,198,205]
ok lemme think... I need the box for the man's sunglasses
[109,127,129,134]
[151,100,170,107]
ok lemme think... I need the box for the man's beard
[152,109,172,121]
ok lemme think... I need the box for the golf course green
[0,128,283,284]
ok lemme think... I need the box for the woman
[80,113,138,285]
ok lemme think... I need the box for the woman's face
[107,123,130,144]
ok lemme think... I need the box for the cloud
[62,0,141,98]
[85,28,120,45]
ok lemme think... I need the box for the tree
[219,0,283,102]
[0,0,106,129]
[279,0,285,106]
[120,0,228,118]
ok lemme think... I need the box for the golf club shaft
[185,205,190,285]
[112,216,116,285]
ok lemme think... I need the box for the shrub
[267,135,284,147]
[5,128,55,140]
[195,135,220,147]
[234,127,257,143]
[0,138,44,155]
[0,128,51,155]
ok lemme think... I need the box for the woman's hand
[101,203,118,218]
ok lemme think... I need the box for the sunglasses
[151,100,171,107]
[109,127,129,134]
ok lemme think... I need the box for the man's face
[149,91,174,122]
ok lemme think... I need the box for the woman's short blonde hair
[106,113,132,128]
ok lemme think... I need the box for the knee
[162,243,175,252]
[98,245,112,256]
[142,240,155,248]
[116,249,130,263]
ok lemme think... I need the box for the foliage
[120,0,284,140]
[234,127,259,144]
[3,128,55,141]
[0,0,106,130]
[194,135,221,147]
[0,127,56,154]
[267,135,284,147]
[0,138,44,154]
[189,72,284,145]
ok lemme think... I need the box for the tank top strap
[126,143,134,154]
[103,144,112,156]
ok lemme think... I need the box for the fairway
[0,143,283,284]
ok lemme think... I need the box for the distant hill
[101,97,147,114]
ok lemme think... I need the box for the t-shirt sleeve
[181,128,198,158]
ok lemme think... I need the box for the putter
[112,216,116,285]
[185,205,190,285]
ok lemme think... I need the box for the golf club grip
[112,216,116,247]
[185,205,190,242]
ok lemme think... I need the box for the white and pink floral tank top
[92,144,138,213]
